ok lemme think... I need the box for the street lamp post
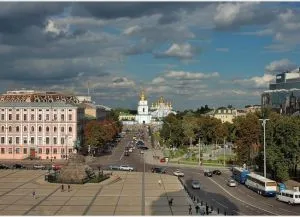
[259,118,269,178]
[223,137,226,167]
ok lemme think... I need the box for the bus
[232,167,250,184]
[245,173,277,197]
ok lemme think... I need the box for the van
[276,190,300,205]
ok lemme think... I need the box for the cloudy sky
[0,2,299,110]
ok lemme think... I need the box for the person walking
[61,184,64,192]
[195,204,200,214]
[188,205,192,215]
[32,191,36,199]
[158,179,162,186]
[68,184,71,192]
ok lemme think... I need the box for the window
[16,137,20,144]
[31,114,34,121]
[31,137,34,144]
[24,114,27,121]
[16,126,20,132]
[31,126,34,132]
[46,148,50,155]
[69,148,73,153]
[38,126,42,132]
[54,114,57,120]
[8,126,12,132]
[61,109,64,111]
[16,148,20,154]
[61,137,65,144]
[53,137,57,144]
[16,114,20,120]
[38,114,42,121]
[53,148,57,154]
[24,126,27,132]
[68,114,72,121]
[46,137,49,144]
[46,114,49,121]
[38,137,42,144]
[1,137,5,144]
[61,127,64,133]
[46,126,49,132]
[8,114,12,120]
[61,114,65,121]
[8,137,12,144]
[1,114,4,120]
[54,127,57,132]
[31,109,34,112]
[61,148,65,154]
[1,148,5,154]
[24,109,27,112]
[23,137,27,144]
[39,109,42,112]
[38,148,42,154]
[69,127,72,133]
[8,148,12,154]
[1,126,4,132]
[23,148,27,154]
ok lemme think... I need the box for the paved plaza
[0,170,193,215]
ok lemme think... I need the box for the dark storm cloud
[72,2,208,24]
[0,2,67,33]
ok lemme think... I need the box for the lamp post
[140,151,145,215]
[223,137,226,167]
[259,118,269,178]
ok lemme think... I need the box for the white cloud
[265,59,296,73]
[112,77,135,88]
[44,19,68,35]
[123,25,141,35]
[233,74,274,88]
[161,43,194,59]
[165,70,219,80]
[152,77,165,84]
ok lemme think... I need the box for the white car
[119,165,134,171]
[191,180,201,189]
[227,179,237,187]
[128,148,133,153]
[33,164,46,170]
[173,169,184,177]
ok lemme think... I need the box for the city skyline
[0,2,300,110]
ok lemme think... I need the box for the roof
[248,173,276,182]
[0,102,77,108]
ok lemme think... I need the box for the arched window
[38,126,42,132]
[8,126,12,132]
[24,126,27,132]
[1,126,4,132]
[54,127,57,132]
[69,127,72,133]
[46,126,49,132]
[31,126,34,132]
[16,126,20,132]
[61,127,64,132]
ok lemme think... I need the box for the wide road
[97,126,300,216]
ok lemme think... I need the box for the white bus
[276,190,300,205]
[245,173,277,197]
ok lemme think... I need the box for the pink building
[0,102,84,160]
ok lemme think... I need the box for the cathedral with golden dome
[119,90,176,125]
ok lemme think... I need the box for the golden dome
[140,90,146,101]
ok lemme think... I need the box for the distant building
[208,107,238,124]
[150,96,176,120]
[262,67,300,114]
[135,91,152,124]
[244,105,261,113]
[0,102,85,160]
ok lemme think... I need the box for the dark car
[151,167,166,174]
[0,164,10,169]
[13,164,26,169]
[204,169,212,177]
[124,151,129,156]
[212,170,222,175]
[139,146,149,150]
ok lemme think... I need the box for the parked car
[173,169,184,177]
[0,164,10,169]
[139,146,149,150]
[128,148,133,153]
[151,167,167,174]
[191,180,201,189]
[227,179,237,187]
[33,164,46,170]
[212,170,222,175]
[160,157,168,163]
[119,165,134,171]
[52,164,63,171]
[109,165,120,170]
[204,169,212,177]
[13,164,26,169]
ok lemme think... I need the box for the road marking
[261,201,273,207]
[232,209,245,215]
[119,152,124,161]
[247,194,255,199]
[278,208,299,215]
[208,178,278,215]
[212,198,228,208]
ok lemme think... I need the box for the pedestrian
[168,198,173,206]
[32,191,36,199]
[195,204,200,214]
[68,184,71,192]
[158,179,162,186]
[189,205,192,215]
[61,184,64,192]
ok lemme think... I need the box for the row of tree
[159,108,300,181]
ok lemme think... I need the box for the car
[0,164,10,169]
[151,167,167,174]
[119,165,134,171]
[13,164,26,169]
[52,164,63,171]
[227,179,237,187]
[33,164,46,170]
[109,165,120,170]
[124,151,129,156]
[173,169,184,177]
[212,170,222,175]
[191,180,201,189]
[128,148,133,153]
[204,169,212,177]
[139,146,149,150]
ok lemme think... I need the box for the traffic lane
[213,172,300,215]
[181,171,269,216]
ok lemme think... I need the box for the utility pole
[223,137,226,167]
[198,137,201,166]
[259,119,269,178]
